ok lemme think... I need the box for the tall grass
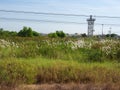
[0,59,37,86]
[0,37,120,86]
[0,37,119,62]
[0,58,120,86]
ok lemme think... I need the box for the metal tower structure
[87,15,96,36]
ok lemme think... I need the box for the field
[0,37,120,90]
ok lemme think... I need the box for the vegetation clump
[0,27,119,87]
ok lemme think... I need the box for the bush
[56,31,66,38]
[86,49,102,62]
[48,33,58,38]
[48,31,66,38]
[0,28,17,37]
[18,27,40,37]
[116,49,120,62]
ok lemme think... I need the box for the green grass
[0,57,120,86]
[0,37,120,62]
[0,37,119,87]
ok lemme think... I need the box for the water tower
[87,15,96,36]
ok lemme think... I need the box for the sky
[0,0,120,35]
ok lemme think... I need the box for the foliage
[0,37,120,86]
[105,33,118,38]
[18,27,32,37]
[81,33,87,37]
[0,28,17,37]
[33,31,40,36]
[86,49,102,62]
[48,31,66,38]
[56,31,66,38]
[48,33,58,38]
[0,37,119,62]
[0,27,120,87]
[17,27,40,37]
[0,27,40,38]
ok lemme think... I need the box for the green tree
[111,33,117,37]
[56,31,66,38]
[81,33,87,37]
[18,27,28,37]
[0,28,4,35]
[33,31,40,36]
[48,33,58,38]
[0,28,17,37]
[48,31,66,38]
[18,27,40,37]
[27,27,33,37]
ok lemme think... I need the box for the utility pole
[102,24,104,38]
[109,27,112,38]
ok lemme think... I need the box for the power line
[95,23,120,26]
[1,9,120,19]
[0,17,87,24]
[0,9,89,17]
[94,15,120,19]
[0,17,120,26]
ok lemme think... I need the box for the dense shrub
[86,49,102,62]
[18,27,40,37]
[48,33,58,38]
[0,28,17,37]
[48,31,66,38]
[116,49,120,62]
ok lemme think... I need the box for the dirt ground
[0,83,120,90]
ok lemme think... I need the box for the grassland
[0,58,120,86]
[0,37,120,89]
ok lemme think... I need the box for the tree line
[0,26,119,38]
[0,27,39,37]
[0,26,67,38]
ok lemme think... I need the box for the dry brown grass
[0,83,120,90]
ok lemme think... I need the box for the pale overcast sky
[0,0,120,35]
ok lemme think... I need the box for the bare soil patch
[0,83,120,90]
